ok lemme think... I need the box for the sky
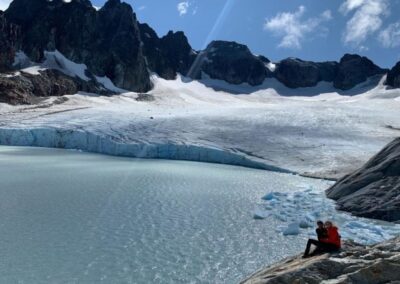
[1,0,400,67]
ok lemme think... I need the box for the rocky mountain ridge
[0,0,399,105]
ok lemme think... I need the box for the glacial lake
[0,146,398,283]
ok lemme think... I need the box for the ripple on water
[0,146,398,283]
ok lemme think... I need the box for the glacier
[1,73,399,179]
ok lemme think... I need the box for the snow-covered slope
[1,74,399,179]
[11,50,125,93]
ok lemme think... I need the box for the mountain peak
[101,0,133,13]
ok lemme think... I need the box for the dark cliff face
[139,23,196,79]
[326,138,400,222]
[0,11,19,72]
[0,0,396,103]
[386,61,400,88]
[274,55,387,90]
[333,54,387,90]
[274,58,338,88]
[190,40,271,86]
[4,0,152,92]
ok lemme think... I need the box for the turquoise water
[0,146,331,283]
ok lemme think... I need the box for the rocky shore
[243,137,400,283]
[241,237,400,284]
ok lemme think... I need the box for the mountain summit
[0,0,399,104]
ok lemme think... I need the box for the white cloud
[321,10,333,21]
[263,6,333,49]
[0,0,11,11]
[378,22,400,48]
[340,0,365,12]
[177,1,190,16]
[138,5,146,11]
[340,0,389,46]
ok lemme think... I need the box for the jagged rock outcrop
[190,40,271,86]
[0,0,396,105]
[386,61,400,88]
[139,23,196,79]
[242,237,400,284]
[274,58,338,88]
[0,69,107,105]
[326,138,400,222]
[333,54,387,90]
[4,0,151,92]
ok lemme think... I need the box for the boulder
[326,138,400,221]
[386,61,400,88]
[333,54,387,90]
[241,237,400,284]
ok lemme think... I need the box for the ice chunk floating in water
[254,188,400,245]
[283,223,301,236]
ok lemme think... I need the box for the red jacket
[321,226,341,248]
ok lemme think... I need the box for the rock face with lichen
[241,237,400,284]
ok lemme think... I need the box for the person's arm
[319,229,329,242]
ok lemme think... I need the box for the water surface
[0,146,339,283]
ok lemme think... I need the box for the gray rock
[135,93,155,102]
[386,62,400,88]
[241,237,400,284]
[333,54,387,90]
[0,69,108,105]
[326,138,400,221]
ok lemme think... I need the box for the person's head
[324,221,333,228]
[317,220,324,228]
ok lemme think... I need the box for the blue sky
[1,0,400,67]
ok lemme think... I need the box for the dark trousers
[303,239,339,257]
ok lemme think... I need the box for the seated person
[303,220,341,258]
